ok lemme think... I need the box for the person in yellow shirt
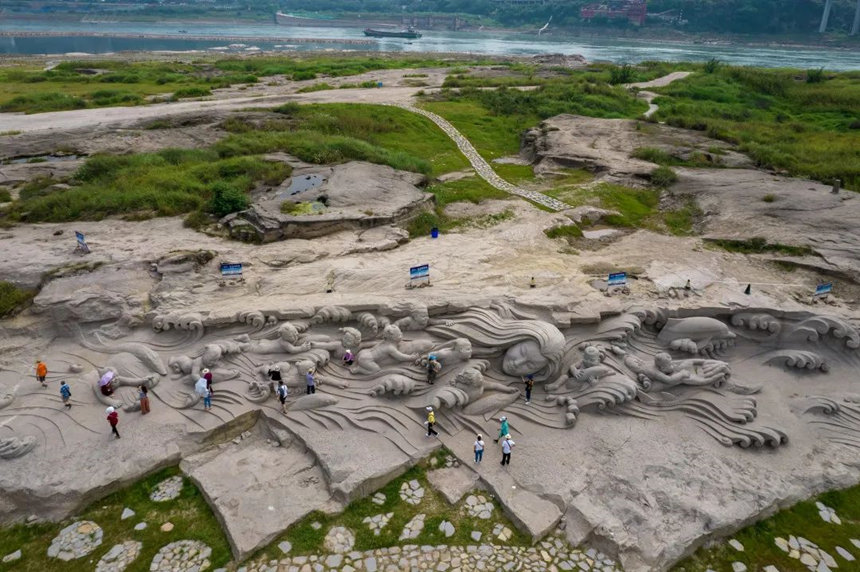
[426,406,439,437]
[35,360,48,388]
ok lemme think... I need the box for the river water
[1,18,859,70]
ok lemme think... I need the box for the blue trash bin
[431,227,439,239]
[377,81,383,88]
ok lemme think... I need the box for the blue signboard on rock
[220,263,243,277]
[608,272,627,287]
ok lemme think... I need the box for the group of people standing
[427,407,517,467]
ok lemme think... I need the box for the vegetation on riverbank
[406,176,512,237]
[1,103,465,224]
[0,466,231,572]
[652,66,860,190]
[0,55,500,114]
[674,481,860,571]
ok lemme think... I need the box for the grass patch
[6,149,290,223]
[0,466,231,571]
[493,163,536,184]
[708,237,816,257]
[405,177,511,238]
[762,193,777,203]
[296,82,336,93]
[653,66,860,190]
[0,281,36,317]
[544,224,583,239]
[0,188,11,202]
[674,482,860,571]
[280,201,319,216]
[650,166,679,188]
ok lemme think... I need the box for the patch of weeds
[663,197,702,236]
[0,281,36,317]
[170,86,212,100]
[0,188,11,202]
[544,224,583,240]
[493,163,536,184]
[18,176,59,201]
[650,166,679,188]
[0,130,22,136]
[272,102,301,116]
[707,146,727,156]
[708,236,816,257]
[297,82,336,93]
[183,210,214,230]
[762,193,777,203]
[449,209,515,230]
[426,177,508,208]
[406,210,443,238]
[281,201,317,216]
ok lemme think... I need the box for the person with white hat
[106,406,120,439]
[426,406,439,437]
[500,434,515,466]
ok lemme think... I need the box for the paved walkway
[625,71,692,119]
[397,104,569,212]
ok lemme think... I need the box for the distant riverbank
[1,18,859,69]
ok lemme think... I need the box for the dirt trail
[626,71,692,118]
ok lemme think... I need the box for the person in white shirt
[276,380,289,413]
[194,377,211,411]
[500,434,515,466]
[474,434,485,463]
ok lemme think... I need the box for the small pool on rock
[278,174,325,199]
[7,154,81,164]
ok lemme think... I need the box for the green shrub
[207,182,248,217]
[806,68,825,84]
[609,64,635,85]
[292,70,317,81]
[183,210,213,230]
[0,189,11,202]
[273,102,301,115]
[650,166,679,188]
[762,193,776,202]
[544,224,583,239]
[0,281,35,317]
[0,92,86,113]
[297,83,336,93]
[704,58,721,74]
[170,87,212,100]
[406,211,442,238]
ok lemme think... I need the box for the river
[1,18,859,70]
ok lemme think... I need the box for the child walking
[139,385,150,414]
[426,406,439,437]
[522,374,534,404]
[277,380,289,413]
[59,381,71,409]
[35,360,48,387]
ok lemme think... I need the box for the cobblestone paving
[399,514,425,540]
[237,537,621,572]
[95,540,142,572]
[46,520,103,561]
[324,526,355,553]
[363,513,394,536]
[393,104,569,212]
[462,495,494,520]
[150,540,212,571]
[150,475,184,502]
[399,480,425,505]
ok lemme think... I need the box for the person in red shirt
[106,407,120,439]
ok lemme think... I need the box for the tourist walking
[276,380,289,413]
[202,368,214,395]
[500,434,515,466]
[59,380,72,409]
[195,376,211,411]
[342,349,355,366]
[268,365,282,385]
[493,416,509,443]
[35,360,48,387]
[106,406,120,439]
[426,355,441,384]
[474,434,484,463]
[522,374,534,404]
[426,406,439,437]
[305,367,317,394]
[139,385,150,414]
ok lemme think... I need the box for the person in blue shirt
[59,381,71,409]
[494,416,509,443]
[306,367,316,394]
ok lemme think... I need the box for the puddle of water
[7,155,81,164]
[276,173,325,199]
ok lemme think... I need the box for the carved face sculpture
[278,323,300,344]
[654,352,674,373]
[454,339,473,360]
[581,346,601,367]
[201,345,222,367]
[502,340,549,377]
[382,325,403,344]
[454,367,483,389]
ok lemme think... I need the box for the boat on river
[363,28,422,39]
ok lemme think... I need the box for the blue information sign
[410,264,430,280]
[608,272,627,287]
[74,231,90,253]
[220,263,244,277]
[814,282,832,297]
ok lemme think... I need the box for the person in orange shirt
[35,360,47,388]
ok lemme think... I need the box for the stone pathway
[394,104,569,212]
[237,538,621,572]
[816,502,842,524]
[462,494,494,520]
[363,513,394,536]
[774,534,842,570]
[150,540,212,571]
[399,514,425,540]
[47,520,103,560]
[492,523,514,542]
[95,540,142,572]
[399,480,425,505]
[624,71,693,119]
[150,475,184,502]
[323,526,355,553]
[371,492,386,506]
